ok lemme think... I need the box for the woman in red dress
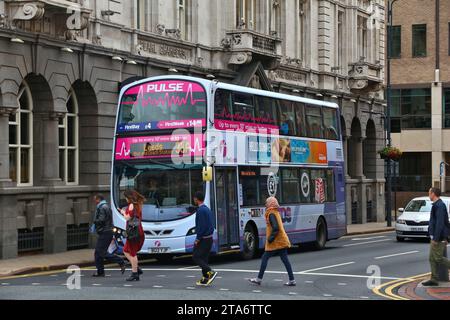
[121,190,145,281]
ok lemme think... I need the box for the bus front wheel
[313,218,327,250]
[241,226,258,260]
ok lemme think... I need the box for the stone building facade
[0,0,386,258]
[388,0,450,208]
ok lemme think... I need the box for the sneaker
[206,271,218,285]
[248,278,262,285]
[196,277,209,286]
[422,280,439,287]
[284,280,297,287]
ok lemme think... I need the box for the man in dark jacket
[423,188,450,286]
[92,194,126,277]
[192,191,217,286]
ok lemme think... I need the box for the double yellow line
[372,272,430,300]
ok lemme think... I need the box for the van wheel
[313,218,327,250]
[241,225,258,260]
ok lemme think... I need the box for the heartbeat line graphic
[123,84,206,108]
[115,142,130,157]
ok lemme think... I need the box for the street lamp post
[385,0,398,227]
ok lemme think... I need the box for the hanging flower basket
[378,146,403,162]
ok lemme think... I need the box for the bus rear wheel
[241,226,258,260]
[313,218,327,250]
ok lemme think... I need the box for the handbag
[126,209,141,242]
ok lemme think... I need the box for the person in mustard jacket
[249,197,296,286]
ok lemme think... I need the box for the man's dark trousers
[95,231,124,274]
[193,237,213,277]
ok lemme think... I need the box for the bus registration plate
[150,247,170,254]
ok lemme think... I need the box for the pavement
[2,230,449,300]
[0,222,395,278]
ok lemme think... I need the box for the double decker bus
[112,75,346,260]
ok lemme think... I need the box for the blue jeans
[257,249,295,281]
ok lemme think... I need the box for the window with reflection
[9,83,33,185]
[323,108,339,140]
[305,105,324,138]
[59,90,79,184]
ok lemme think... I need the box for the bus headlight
[186,227,196,236]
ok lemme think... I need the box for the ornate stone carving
[0,13,10,29]
[92,35,102,46]
[221,34,242,49]
[284,56,302,67]
[136,38,191,61]
[165,28,181,39]
[229,52,252,65]
[156,24,165,35]
[12,2,45,23]
[0,107,17,117]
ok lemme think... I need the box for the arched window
[59,90,79,184]
[9,83,33,186]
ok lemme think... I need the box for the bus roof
[119,75,339,109]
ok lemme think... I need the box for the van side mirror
[398,208,404,213]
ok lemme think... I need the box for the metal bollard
[437,243,449,282]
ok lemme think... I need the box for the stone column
[33,112,63,186]
[0,108,18,258]
[0,108,14,187]
[354,136,366,179]
[34,112,66,253]
[343,135,351,180]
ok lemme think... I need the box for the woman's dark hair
[194,191,205,202]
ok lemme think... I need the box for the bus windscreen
[118,80,207,132]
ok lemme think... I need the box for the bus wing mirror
[203,166,213,182]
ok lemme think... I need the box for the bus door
[215,168,240,248]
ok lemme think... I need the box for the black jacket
[429,198,450,242]
[94,202,114,234]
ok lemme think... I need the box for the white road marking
[219,288,230,291]
[157,275,167,278]
[1,283,10,286]
[303,272,410,281]
[351,236,387,241]
[338,283,347,286]
[186,275,196,278]
[360,296,370,299]
[305,281,314,284]
[252,290,262,293]
[123,284,133,287]
[374,251,420,260]
[323,294,333,297]
[153,285,163,288]
[298,261,355,273]
[178,266,198,270]
[31,283,40,286]
[343,239,391,247]
[186,287,196,290]
[49,275,58,277]
[103,267,410,281]
[273,279,283,282]
[288,292,297,295]
[92,284,101,286]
